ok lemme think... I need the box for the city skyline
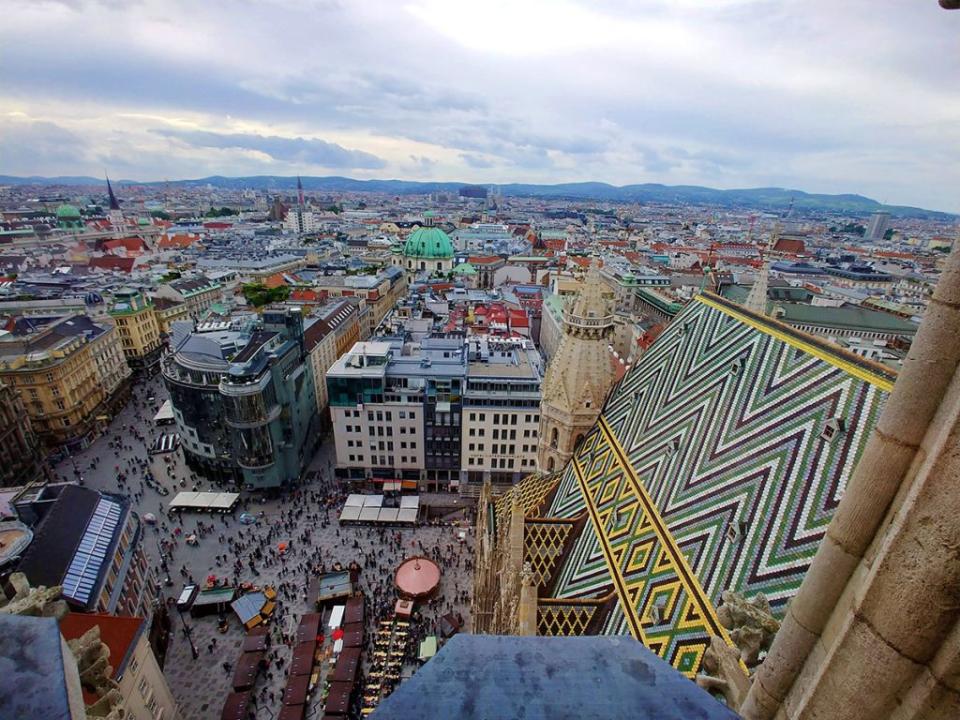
[2,1,958,212]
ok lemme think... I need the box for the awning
[277,704,305,720]
[332,646,361,683]
[397,508,418,524]
[169,491,240,512]
[150,432,180,454]
[231,651,263,691]
[283,674,310,706]
[241,633,268,653]
[296,613,321,644]
[153,399,175,423]
[342,622,364,648]
[221,690,252,720]
[191,587,236,617]
[358,507,380,522]
[176,583,198,610]
[231,592,268,627]
[344,596,364,625]
[290,642,316,676]
[325,682,353,715]
[418,636,438,661]
[377,508,399,523]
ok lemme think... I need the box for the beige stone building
[150,296,190,336]
[0,314,131,449]
[312,266,407,338]
[462,336,543,492]
[537,261,617,472]
[108,288,163,374]
[60,613,183,720]
[303,299,362,426]
[152,275,223,320]
[0,380,47,486]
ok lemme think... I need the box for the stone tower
[537,259,616,472]
[106,175,123,236]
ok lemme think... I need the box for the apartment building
[16,484,156,617]
[0,380,47,487]
[313,266,407,337]
[329,334,544,492]
[60,613,183,720]
[152,275,223,320]
[461,335,543,490]
[0,314,131,450]
[108,288,163,374]
[150,296,190,336]
[327,336,465,490]
[303,299,362,427]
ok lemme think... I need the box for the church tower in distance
[537,259,617,473]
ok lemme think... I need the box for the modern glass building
[162,309,318,489]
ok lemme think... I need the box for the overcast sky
[1,0,958,211]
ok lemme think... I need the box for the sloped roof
[373,635,739,720]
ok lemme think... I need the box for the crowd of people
[53,371,478,718]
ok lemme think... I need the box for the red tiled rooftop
[60,613,144,703]
[89,256,136,272]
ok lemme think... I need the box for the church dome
[56,204,81,219]
[403,227,454,259]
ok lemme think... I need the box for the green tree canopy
[242,283,291,307]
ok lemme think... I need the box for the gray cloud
[0,0,957,210]
[460,153,495,169]
[152,129,385,169]
[0,119,89,174]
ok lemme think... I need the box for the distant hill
[0,174,952,219]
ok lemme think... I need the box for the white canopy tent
[169,491,240,513]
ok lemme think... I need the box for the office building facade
[162,309,318,489]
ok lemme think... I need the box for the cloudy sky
[1,0,958,210]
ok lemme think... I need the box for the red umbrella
[207,574,217,584]
[332,628,344,641]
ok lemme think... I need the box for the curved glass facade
[222,383,277,427]
[233,424,274,469]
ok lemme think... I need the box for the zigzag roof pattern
[508,293,892,677]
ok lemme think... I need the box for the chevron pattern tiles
[543,294,892,676]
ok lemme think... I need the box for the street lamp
[175,604,200,660]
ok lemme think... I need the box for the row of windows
[347,454,419,466]
[365,409,417,421]
[467,456,533,468]
[467,442,536,454]
[467,412,539,424]
[467,427,538,439]
[351,439,420,452]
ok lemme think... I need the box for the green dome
[403,226,454,259]
[452,262,477,275]
[56,204,81,218]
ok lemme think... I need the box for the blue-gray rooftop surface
[370,635,740,720]
[0,614,73,720]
